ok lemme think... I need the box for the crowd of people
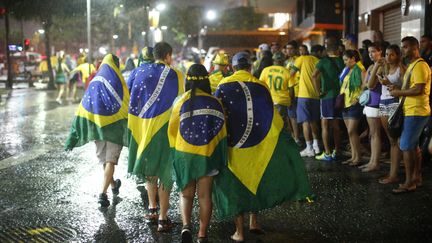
[62,32,432,242]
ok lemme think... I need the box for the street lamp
[156,3,166,11]
[198,9,217,50]
[38,29,45,34]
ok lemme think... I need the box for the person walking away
[65,54,129,207]
[313,44,344,161]
[213,52,313,242]
[209,53,232,93]
[377,44,404,184]
[55,57,70,104]
[389,36,431,193]
[126,46,154,91]
[290,45,322,157]
[168,64,227,243]
[340,50,366,166]
[127,42,184,231]
[122,57,136,82]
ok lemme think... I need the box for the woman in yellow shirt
[340,50,365,166]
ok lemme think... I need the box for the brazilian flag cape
[127,61,184,188]
[212,70,313,219]
[65,54,129,149]
[209,70,233,93]
[168,89,227,191]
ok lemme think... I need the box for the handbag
[387,60,424,138]
[358,89,370,106]
[388,98,405,138]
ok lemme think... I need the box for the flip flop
[392,186,415,194]
[378,177,399,184]
[249,228,265,235]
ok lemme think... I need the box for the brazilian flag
[127,61,184,188]
[65,54,129,150]
[212,71,313,219]
[168,90,227,191]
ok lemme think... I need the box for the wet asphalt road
[0,88,432,242]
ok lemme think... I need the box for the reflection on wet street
[1,88,432,242]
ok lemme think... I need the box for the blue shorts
[296,98,320,123]
[287,98,297,119]
[321,98,341,119]
[400,116,429,151]
[342,103,363,119]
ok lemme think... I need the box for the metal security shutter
[383,6,401,45]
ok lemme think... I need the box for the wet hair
[386,44,401,57]
[286,40,298,49]
[401,36,419,48]
[368,42,383,52]
[300,44,309,51]
[111,55,120,68]
[311,44,325,55]
[343,49,361,62]
[153,42,172,60]
[362,39,372,48]
[185,64,211,123]
[421,34,432,41]
[327,44,338,52]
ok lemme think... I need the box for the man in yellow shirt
[390,36,431,194]
[209,53,232,93]
[284,41,301,145]
[259,51,291,131]
[291,45,322,157]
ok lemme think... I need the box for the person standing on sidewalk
[55,57,70,104]
[65,54,129,207]
[390,36,430,193]
[209,53,232,93]
[127,42,184,232]
[313,44,345,161]
[290,45,322,157]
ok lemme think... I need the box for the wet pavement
[1,88,432,242]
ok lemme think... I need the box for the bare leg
[232,215,244,242]
[332,119,341,152]
[310,120,320,140]
[412,147,422,186]
[346,119,361,164]
[290,118,300,142]
[397,150,416,190]
[249,213,260,230]
[101,163,115,193]
[197,176,213,238]
[321,119,331,154]
[303,122,312,144]
[57,84,65,100]
[158,185,171,220]
[180,181,196,227]
[342,119,354,164]
[379,117,400,183]
[145,178,158,210]
[363,117,381,171]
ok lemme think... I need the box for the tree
[10,0,85,89]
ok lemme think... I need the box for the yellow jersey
[403,58,431,116]
[293,55,319,99]
[340,71,362,108]
[285,56,299,97]
[259,65,291,106]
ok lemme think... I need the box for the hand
[376,58,385,66]
[389,89,400,97]
[387,84,399,92]
[351,99,358,106]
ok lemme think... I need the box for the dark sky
[172,0,295,12]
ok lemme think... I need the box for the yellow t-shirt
[73,63,96,83]
[218,70,268,89]
[209,71,224,93]
[403,59,431,116]
[259,65,291,106]
[340,71,362,108]
[293,55,319,99]
[285,56,299,97]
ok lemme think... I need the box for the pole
[5,10,13,89]
[87,0,92,75]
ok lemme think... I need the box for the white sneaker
[313,145,321,155]
[55,98,62,105]
[300,148,315,157]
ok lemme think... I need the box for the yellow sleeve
[259,68,268,83]
[411,62,429,86]
[293,56,303,71]
[167,98,181,148]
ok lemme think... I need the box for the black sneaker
[112,179,121,195]
[98,193,110,207]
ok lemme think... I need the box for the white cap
[258,43,270,51]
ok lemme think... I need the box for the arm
[389,83,425,97]
[367,59,384,89]
[312,68,321,95]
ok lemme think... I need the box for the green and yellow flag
[127,61,184,188]
[65,54,129,150]
[168,89,227,191]
[212,70,313,219]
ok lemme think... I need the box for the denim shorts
[297,98,320,123]
[399,116,429,151]
[342,103,363,119]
